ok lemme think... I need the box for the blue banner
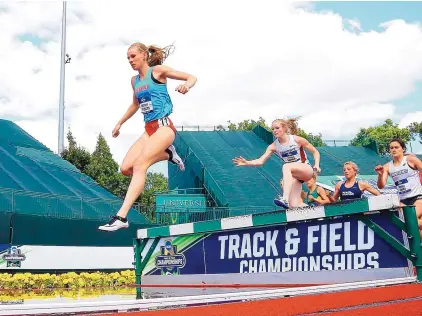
[146,213,409,276]
[204,214,406,274]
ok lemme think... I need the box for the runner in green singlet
[301,174,331,206]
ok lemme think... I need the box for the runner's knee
[132,151,157,172]
[120,164,133,176]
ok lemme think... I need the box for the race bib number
[281,149,299,163]
[139,93,153,113]
[397,184,410,195]
[283,155,298,163]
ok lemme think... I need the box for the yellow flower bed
[0,286,137,301]
[0,270,136,290]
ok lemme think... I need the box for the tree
[227,117,268,131]
[407,121,422,144]
[84,133,122,196]
[297,129,326,147]
[139,172,168,206]
[60,129,91,173]
[351,119,411,155]
[106,172,131,200]
[226,117,326,147]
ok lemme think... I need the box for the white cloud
[299,103,396,139]
[398,111,422,155]
[346,19,362,32]
[399,111,422,128]
[1,0,422,174]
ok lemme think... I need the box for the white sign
[0,245,133,270]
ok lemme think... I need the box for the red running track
[91,283,422,316]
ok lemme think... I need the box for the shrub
[0,270,136,290]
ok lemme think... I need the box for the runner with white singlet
[375,138,422,238]
[232,118,321,209]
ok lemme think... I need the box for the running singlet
[304,188,319,205]
[275,135,308,164]
[389,156,422,201]
[339,181,363,201]
[132,67,174,123]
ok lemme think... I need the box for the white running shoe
[98,215,129,232]
[166,145,185,171]
[274,195,289,209]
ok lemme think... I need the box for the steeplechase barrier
[133,194,421,297]
[2,194,421,315]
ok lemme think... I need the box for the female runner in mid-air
[375,138,422,238]
[233,118,321,209]
[99,43,197,232]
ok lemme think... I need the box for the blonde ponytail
[128,42,175,66]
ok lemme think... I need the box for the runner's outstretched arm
[232,143,276,167]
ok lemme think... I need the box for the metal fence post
[403,206,422,282]
[133,238,142,299]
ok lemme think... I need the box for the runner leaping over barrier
[133,194,422,301]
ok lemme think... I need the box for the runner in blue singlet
[338,181,364,201]
[99,42,197,232]
[330,161,380,203]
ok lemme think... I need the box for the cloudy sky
[1,1,422,177]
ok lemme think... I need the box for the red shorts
[145,117,177,136]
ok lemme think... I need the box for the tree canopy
[350,119,412,155]
[222,117,326,147]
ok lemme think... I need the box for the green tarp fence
[0,212,11,244]
[9,213,149,247]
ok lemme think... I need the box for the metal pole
[133,238,142,299]
[402,206,422,282]
[58,1,67,155]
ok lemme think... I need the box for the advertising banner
[155,194,207,210]
[140,213,410,283]
[155,194,207,225]
[0,245,133,270]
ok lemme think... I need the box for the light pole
[58,1,71,155]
